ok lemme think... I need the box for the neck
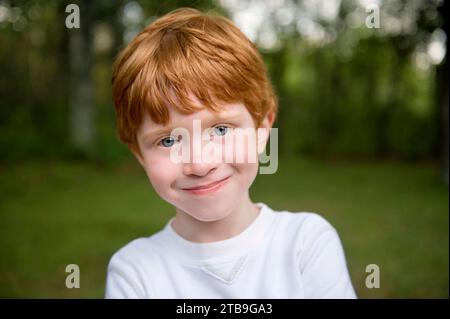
[171,194,260,243]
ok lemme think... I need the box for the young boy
[105,7,356,299]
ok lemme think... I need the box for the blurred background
[0,0,448,298]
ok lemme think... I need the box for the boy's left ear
[257,110,276,155]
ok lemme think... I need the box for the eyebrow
[142,126,177,141]
[141,111,243,141]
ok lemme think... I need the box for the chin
[183,205,232,222]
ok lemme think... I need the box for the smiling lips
[182,176,231,195]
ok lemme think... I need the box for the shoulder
[268,207,343,260]
[105,232,167,298]
[270,208,338,242]
[275,209,349,275]
[108,231,166,270]
[269,209,356,298]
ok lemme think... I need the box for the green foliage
[0,0,445,163]
[267,35,440,159]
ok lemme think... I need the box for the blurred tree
[0,0,446,169]
[66,0,126,157]
[436,0,448,185]
[219,0,445,163]
[67,0,95,155]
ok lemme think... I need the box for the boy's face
[132,95,273,222]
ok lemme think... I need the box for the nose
[182,160,218,177]
[182,137,220,176]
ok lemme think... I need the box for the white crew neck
[160,202,275,262]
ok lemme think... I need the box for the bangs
[138,26,254,126]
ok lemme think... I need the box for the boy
[105,7,356,299]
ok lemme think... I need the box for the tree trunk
[436,1,448,186]
[442,69,449,186]
[68,0,95,155]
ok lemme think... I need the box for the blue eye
[214,126,229,136]
[159,136,180,148]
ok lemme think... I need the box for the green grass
[0,156,448,298]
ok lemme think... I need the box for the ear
[130,145,145,168]
[257,110,276,155]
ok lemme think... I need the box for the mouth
[182,176,231,195]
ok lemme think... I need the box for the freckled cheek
[233,161,259,187]
[229,141,259,186]
[233,133,260,181]
[223,133,259,164]
[142,154,181,195]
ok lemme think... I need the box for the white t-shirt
[105,202,357,298]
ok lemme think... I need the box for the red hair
[112,7,278,151]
